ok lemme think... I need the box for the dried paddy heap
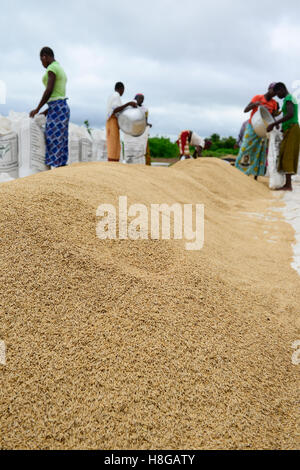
[0,159,299,450]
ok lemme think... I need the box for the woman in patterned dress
[235,84,279,180]
[30,47,70,168]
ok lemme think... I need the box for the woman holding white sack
[123,93,151,165]
[135,94,152,165]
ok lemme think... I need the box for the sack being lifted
[122,126,149,165]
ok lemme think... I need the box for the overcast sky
[1,0,300,140]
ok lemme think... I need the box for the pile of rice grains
[0,159,299,449]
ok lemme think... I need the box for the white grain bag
[297,149,300,177]
[9,113,48,178]
[268,128,286,190]
[0,131,18,179]
[80,128,93,162]
[68,124,81,164]
[91,129,107,161]
[0,173,14,183]
[123,127,149,164]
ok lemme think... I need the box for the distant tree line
[148,133,239,159]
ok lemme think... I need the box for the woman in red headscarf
[235,83,279,180]
[135,94,152,165]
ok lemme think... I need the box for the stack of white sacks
[0,112,149,182]
[0,112,109,181]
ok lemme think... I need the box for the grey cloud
[1,0,300,139]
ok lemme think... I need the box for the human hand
[129,101,138,108]
[267,123,275,132]
[29,109,39,118]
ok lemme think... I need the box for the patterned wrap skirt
[235,122,267,176]
[278,123,300,174]
[45,99,70,167]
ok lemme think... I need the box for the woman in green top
[29,47,70,168]
[267,82,300,191]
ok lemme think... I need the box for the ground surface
[0,158,299,450]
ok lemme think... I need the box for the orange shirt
[250,95,278,122]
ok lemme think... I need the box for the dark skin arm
[29,71,56,118]
[113,101,137,115]
[244,100,262,113]
[145,111,152,128]
[273,102,281,117]
[245,99,279,117]
[267,101,294,132]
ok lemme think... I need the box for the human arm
[272,108,281,117]
[195,145,203,157]
[146,117,152,128]
[29,71,56,118]
[113,101,137,115]
[144,110,152,128]
[244,100,262,113]
[237,121,247,146]
[267,101,294,132]
[272,102,281,117]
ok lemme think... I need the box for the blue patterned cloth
[235,122,267,176]
[45,99,70,167]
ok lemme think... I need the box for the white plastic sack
[80,136,93,162]
[68,124,93,163]
[34,114,47,128]
[0,172,14,183]
[91,129,107,161]
[0,132,18,179]
[123,127,149,164]
[68,123,81,164]
[9,113,48,178]
[268,128,286,190]
[0,116,12,135]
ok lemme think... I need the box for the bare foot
[274,186,293,191]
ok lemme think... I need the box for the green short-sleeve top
[282,94,298,132]
[42,61,67,103]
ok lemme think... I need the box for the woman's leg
[45,101,70,167]
[275,174,292,191]
[145,141,151,166]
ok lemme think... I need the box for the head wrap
[268,82,277,91]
